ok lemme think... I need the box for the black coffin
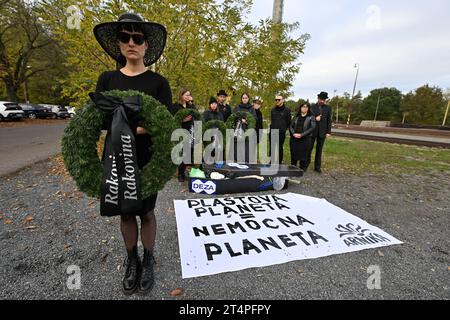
[188,176,289,195]
[202,163,304,178]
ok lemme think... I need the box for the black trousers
[270,131,286,164]
[178,163,187,177]
[291,159,309,171]
[310,135,326,170]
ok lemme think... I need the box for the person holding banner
[93,12,171,295]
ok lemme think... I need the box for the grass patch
[283,136,450,175]
[97,132,449,176]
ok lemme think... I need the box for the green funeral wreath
[225,111,256,131]
[203,120,227,146]
[173,108,202,126]
[61,90,177,199]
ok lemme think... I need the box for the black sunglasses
[275,99,282,102]
[117,32,145,45]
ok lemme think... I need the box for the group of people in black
[168,88,333,181]
[90,12,333,296]
[272,91,333,174]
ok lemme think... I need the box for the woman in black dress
[169,87,196,182]
[252,97,263,144]
[93,12,172,295]
[289,102,316,171]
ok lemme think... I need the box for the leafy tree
[284,99,298,111]
[231,19,309,117]
[38,0,309,109]
[400,84,446,125]
[0,0,61,102]
[328,95,348,124]
[344,90,363,124]
[353,87,402,123]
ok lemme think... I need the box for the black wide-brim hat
[217,90,228,97]
[93,12,167,67]
[317,91,329,100]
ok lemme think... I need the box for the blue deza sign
[191,179,217,195]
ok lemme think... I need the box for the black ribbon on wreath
[89,92,143,216]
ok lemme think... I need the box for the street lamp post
[333,89,339,124]
[443,100,450,127]
[347,63,360,125]
[374,93,381,121]
[374,83,385,122]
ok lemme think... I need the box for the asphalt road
[0,122,68,176]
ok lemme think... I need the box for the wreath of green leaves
[173,108,202,126]
[203,120,227,146]
[61,90,176,199]
[225,111,256,131]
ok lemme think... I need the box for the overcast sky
[248,0,450,101]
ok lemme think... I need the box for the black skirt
[290,136,311,161]
[121,193,158,217]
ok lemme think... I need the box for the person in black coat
[217,89,232,122]
[270,95,291,164]
[203,97,224,122]
[310,91,332,173]
[169,87,196,182]
[252,97,264,144]
[289,102,316,171]
[232,93,257,163]
[233,92,257,119]
[203,97,224,163]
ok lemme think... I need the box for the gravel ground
[0,158,449,300]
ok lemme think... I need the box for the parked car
[19,103,54,119]
[0,101,24,121]
[67,106,76,118]
[39,104,70,119]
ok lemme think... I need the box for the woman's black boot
[139,248,156,294]
[122,246,141,295]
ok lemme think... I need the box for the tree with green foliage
[339,91,362,124]
[0,0,66,102]
[328,95,347,124]
[37,0,309,109]
[353,87,402,123]
[400,84,446,125]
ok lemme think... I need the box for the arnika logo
[335,223,391,247]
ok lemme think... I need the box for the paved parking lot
[0,122,68,176]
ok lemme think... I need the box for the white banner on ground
[174,192,402,279]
